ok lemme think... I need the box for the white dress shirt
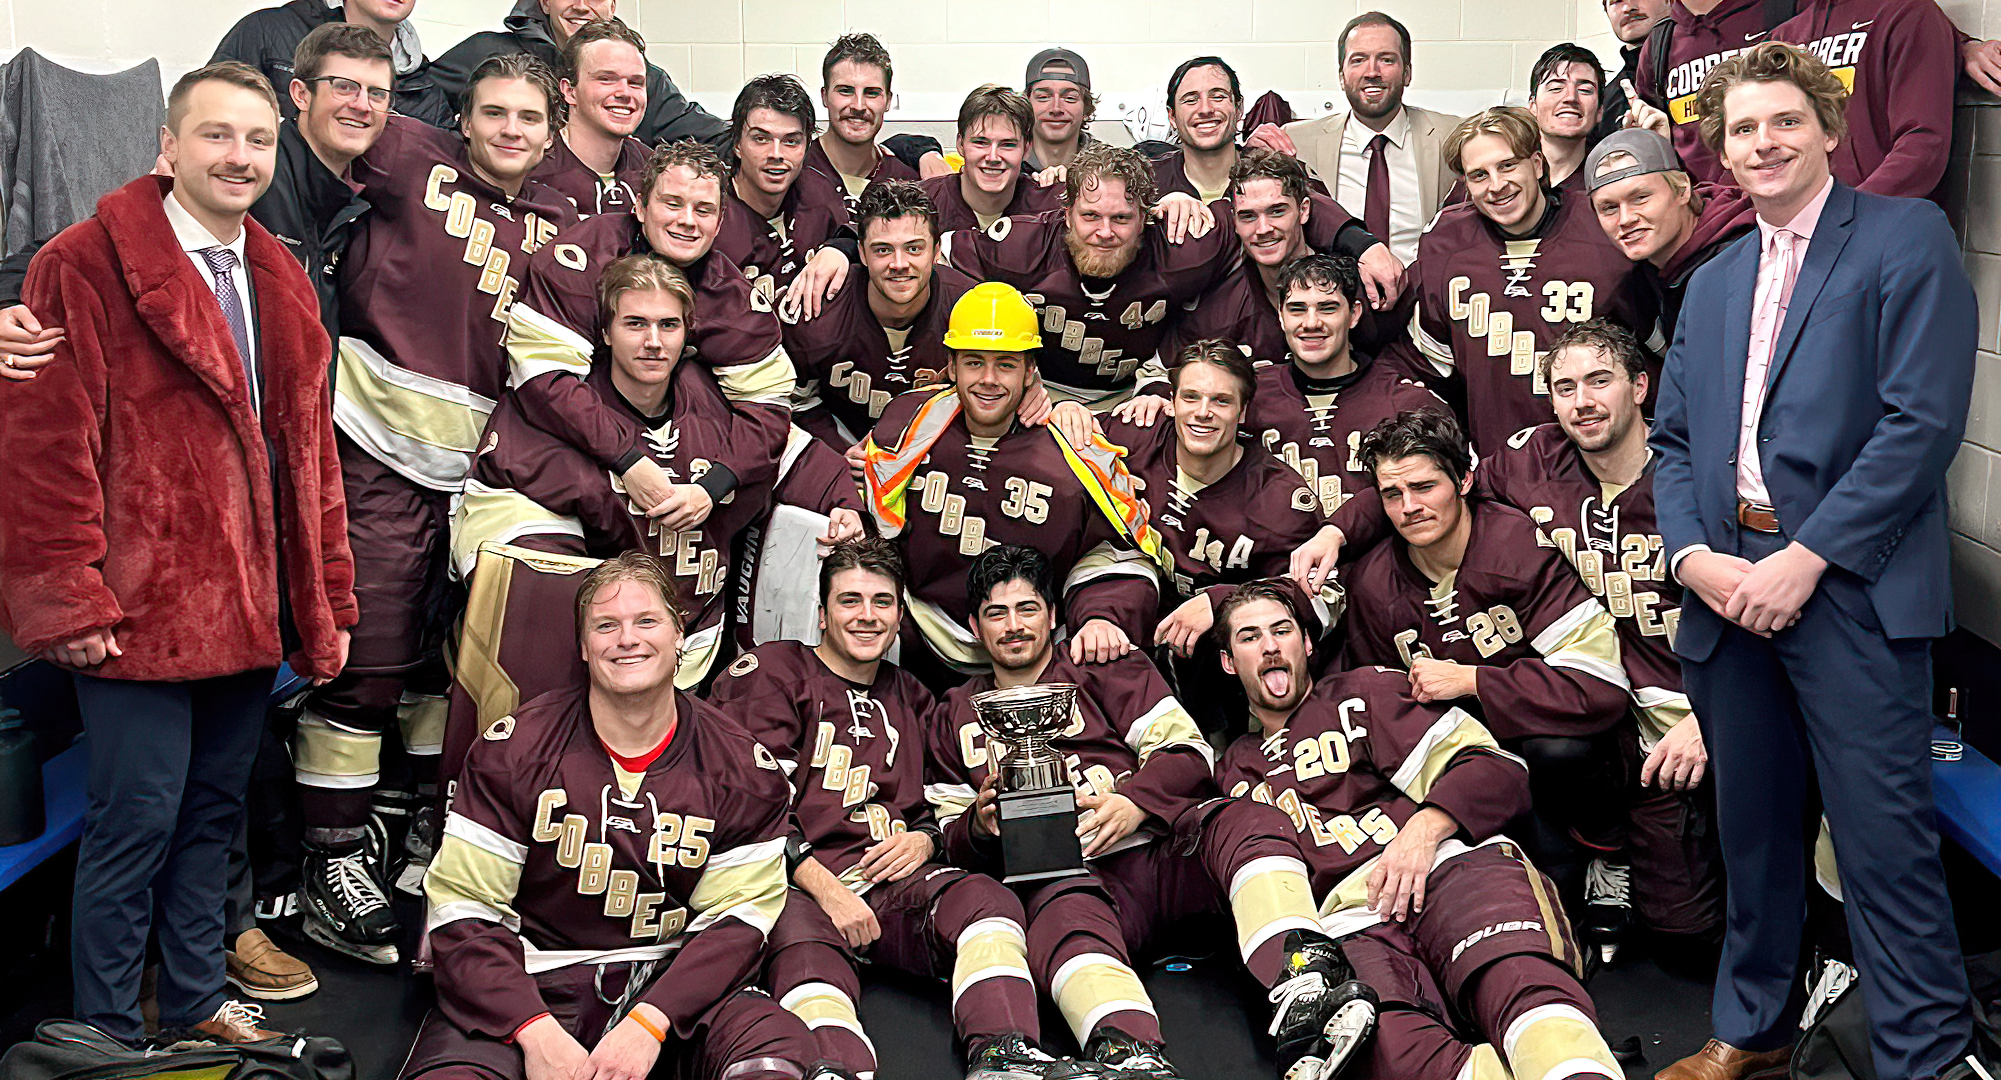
[1335,106,1423,265]
[163,188,257,374]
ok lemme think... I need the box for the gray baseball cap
[1025,48,1091,91]
[1584,128,1683,191]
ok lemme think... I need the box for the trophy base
[997,787,1089,885]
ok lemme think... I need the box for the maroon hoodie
[1640,0,1964,196]
[1774,0,1960,199]
[1635,0,1772,186]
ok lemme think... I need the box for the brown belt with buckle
[1736,499,1780,533]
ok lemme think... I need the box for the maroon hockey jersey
[941,210,1237,397]
[1154,190,1400,363]
[455,362,770,675]
[1774,0,1960,198]
[863,389,1164,669]
[530,133,651,219]
[426,685,791,1039]
[919,172,1062,235]
[785,265,976,446]
[1410,192,1660,455]
[1338,498,1632,741]
[1102,416,1326,601]
[1247,353,1449,520]
[716,171,853,301]
[335,115,571,490]
[503,211,794,491]
[708,641,939,883]
[1479,424,1689,747]
[804,139,920,216]
[1216,666,1529,933]
[1150,149,1337,204]
[926,651,1214,869]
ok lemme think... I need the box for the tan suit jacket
[1282,104,1462,226]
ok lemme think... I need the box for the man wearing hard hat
[858,281,1170,690]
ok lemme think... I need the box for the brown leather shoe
[1656,1039,1793,1080]
[225,929,319,1001]
[187,1000,284,1044]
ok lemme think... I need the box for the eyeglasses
[307,76,392,109]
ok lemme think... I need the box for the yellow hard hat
[943,281,1043,353]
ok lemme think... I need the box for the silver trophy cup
[971,683,1088,883]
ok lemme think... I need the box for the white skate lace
[1267,970,1328,1036]
[1584,859,1632,909]
[327,850,390,916]
[211,1000,267,1030]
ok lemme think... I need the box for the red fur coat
[0,175,356,681]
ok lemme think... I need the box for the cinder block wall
[1946,98,2001,648]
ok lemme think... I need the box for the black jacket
[213,0,455,128]
[1590,42,1642,145]
[431,0,729,148]
[0,120,369,349]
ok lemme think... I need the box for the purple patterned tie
[201,247,257,409]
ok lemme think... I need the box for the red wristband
[509,1012,552,1043]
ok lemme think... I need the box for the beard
[1346,80,1404,121]
[1064,227,1140,279]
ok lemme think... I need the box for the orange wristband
[627,1010,667,1043]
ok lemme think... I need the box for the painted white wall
[0,0,1984,125]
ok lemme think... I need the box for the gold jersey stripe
[1502,1003,1621,1080]
[687,839,788,937]
[1124,695,1212,770]
[779,980,868,1042]
[398,694,448,755]
[952,918,1032,1007]
[713,343,800,408]
[1632,686,1692,753]
[425,832,525,930]
[506,302,596,387]
[1463,1044,1509,1080]
[334,337,496,491]
[294,712,381,787]
[1050,951,1155,1046]
[1533,602,1632,691]
[1227,855,1321,962]
[1391,707,1508,803]
[458,544,600,738]
[450,480,585,578]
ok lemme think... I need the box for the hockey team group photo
[0,1,1997,1080]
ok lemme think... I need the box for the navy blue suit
[1652,180,1975,1079]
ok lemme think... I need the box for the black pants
[1687,527,1971,1080]
[71,669,272,1044]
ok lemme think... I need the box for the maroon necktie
[1364,133,1392,245]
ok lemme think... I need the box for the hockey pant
[1020,797,1321,1047]
[765,867,1039,1078]
[1513,726,1725,940]
[298,434,456,831]
[1335,842,1621,1080]
[399,963,814,1080]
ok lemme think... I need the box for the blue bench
[0,662,311,892]
[0,741,87,891]
[1934,724,2001,878]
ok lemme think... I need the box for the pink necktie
[1737,229,1798,502]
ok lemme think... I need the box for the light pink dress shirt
[1737,176,1835,504]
